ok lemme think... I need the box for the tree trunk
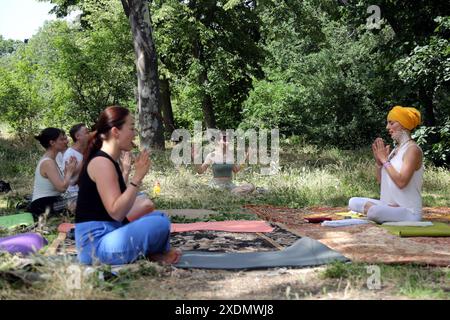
[159,76,176,135]
[121,0,165,150]
[199,66,216,129]
[419,86,436,127]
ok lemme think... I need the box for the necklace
[388,139,412,161]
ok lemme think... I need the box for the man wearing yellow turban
[348,105,424,223]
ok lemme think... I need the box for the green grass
[1,134,449,215]
[322,261,450,299]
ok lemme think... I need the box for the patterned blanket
[244,205,450,266]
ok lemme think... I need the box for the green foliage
[413,118,450,167]
[0,36,22,57]
[243,0,392,148]
[1,0,449,165]
[0,0,136,135]
[395,16,450,120]
[0,53,48,138]
[241,79,305,132]
[50,0,136,123]
[151,0,264,129]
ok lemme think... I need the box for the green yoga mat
[0,212,34,229]
[382,222,450,237]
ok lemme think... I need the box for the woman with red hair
[75,105,181,265]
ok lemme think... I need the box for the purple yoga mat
[0,233,47,255]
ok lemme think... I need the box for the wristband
[382,161,392,169]
[130,181,139,188]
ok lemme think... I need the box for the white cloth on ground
[321,219,371,228]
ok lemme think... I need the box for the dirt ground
[120,265,411,300]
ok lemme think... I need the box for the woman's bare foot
[148,248,182,265]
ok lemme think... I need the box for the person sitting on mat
[75,105,181,265]
[348,105,423,223]
[61,123,90,212]
[194,132,255,195]
[30,128,78,218]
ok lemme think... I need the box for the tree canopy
[0,0,449,164]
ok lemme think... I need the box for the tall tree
[46,0,165,149]
[121,0,165,149]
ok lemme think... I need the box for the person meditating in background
[349,105,423,223]
[61,123,90,212]
[30,128,77,218]
[194,132,255,195]
[75,105,181,265]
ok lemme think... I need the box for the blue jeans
[75,211,171,265]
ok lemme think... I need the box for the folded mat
[321,219,371,227]
[174,237,349,270]
[0,212,34,229]
[382,222,450,237]
[171,220,274,233]
[0,233,47,255]
[245,205,450,266]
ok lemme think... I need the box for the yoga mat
[382,222,450,237]
[58,220,273,235]
[58,223,75,233]
[0,233,47,255]
[171,220,274,233]
[0,212,34,229]
[175,237,349,270]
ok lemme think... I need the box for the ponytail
[78,130,103,185]
[84,130,103,161]
[78,105,130,182]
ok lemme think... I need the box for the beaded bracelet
[383,161,392,169]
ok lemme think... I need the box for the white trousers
[348,197,421,223]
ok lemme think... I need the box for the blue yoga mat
[175,237,349,270]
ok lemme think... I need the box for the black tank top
[75,150,127,223]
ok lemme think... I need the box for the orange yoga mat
[59,220,274,234]
[171,220,274,233]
